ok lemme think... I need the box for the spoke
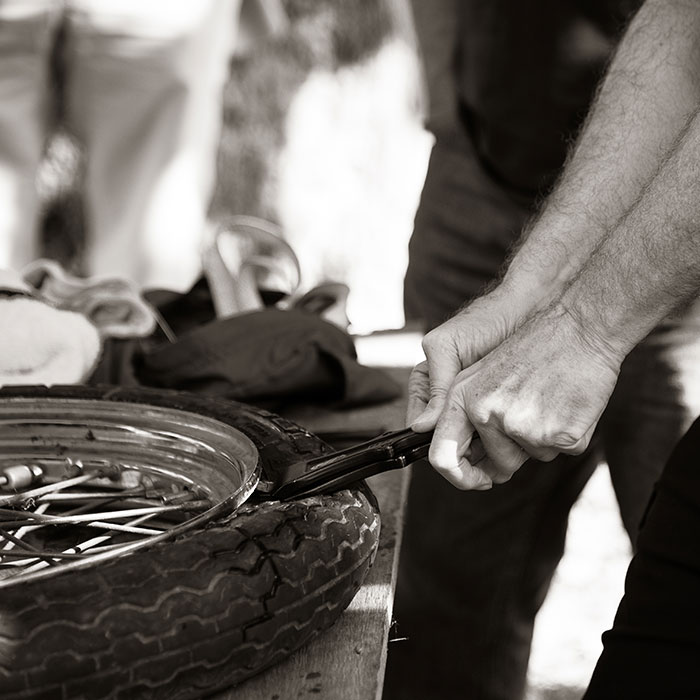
[38,494,203,509]
[0,447,222,579]
[0,473,100,507]
[38,489,147,502]
[21,513,162,573]
[1,548,96,563]
[0,526,46,553]
[0,500,209,527]
[1,502,51,551]
[87,541,148,554]
[0,528,59,566]
[76,520,165,535]
[62,498,122,517]
[21,535,115,572]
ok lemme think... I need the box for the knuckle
[531,426,583,451]
[551,430,585,450]
[430,452,448,471]
[410,360,428,377]
[469,405,491,428]
[563,438,589,456]
[421,329,444,354]
[530,447,560,462]
[527,435,553,451]
[429,384,449,402]
[459,464,493,490]
[501,415,528,444]
[429,442,458,471]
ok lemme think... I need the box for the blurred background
[38,0,430,335]
[33,1,631,697]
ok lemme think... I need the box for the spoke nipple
[0,464,44,491]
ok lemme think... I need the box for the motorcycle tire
[0,385,380,700]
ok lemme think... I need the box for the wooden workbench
[213,366,412,700]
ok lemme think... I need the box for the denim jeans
[383,137,700,700]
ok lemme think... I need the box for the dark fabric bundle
[90,279,400,411]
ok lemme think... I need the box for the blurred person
[385,1,700,699]
[0,0,238,291]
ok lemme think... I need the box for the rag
[0,296,101,387]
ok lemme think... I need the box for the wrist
[492,271,561,323]
[552,298,632,371]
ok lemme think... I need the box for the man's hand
[407,290,525,429]
[408,1,700,492]
[421,306,623,489]
[407,289,530,491]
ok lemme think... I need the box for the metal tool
[258,426,432,500]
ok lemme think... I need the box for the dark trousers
[584,417,700,699]
[383,138,700,700]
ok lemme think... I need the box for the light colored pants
[0,0,238,290]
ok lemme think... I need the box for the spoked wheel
[0,385,380,700]
[0,396,260,584]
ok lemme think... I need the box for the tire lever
[269,427,432,501]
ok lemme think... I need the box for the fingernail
[410,417,433,432]
[410,406,439,431]
[410,418,429,431]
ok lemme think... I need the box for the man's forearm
[558,103,700,362]
[500,0,700,306]
[422,102,700,485]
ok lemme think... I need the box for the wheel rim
[0,397,260,587]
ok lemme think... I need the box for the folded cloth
[90,280,401,410]
[21,259,157,338]
[0,297,101,387]
[137,308,400,408]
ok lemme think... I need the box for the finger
[411,333,464,430]
[516,422,598,461]
[429,403,493,490]
[473,422,530,482]
[466,436,486,464]
[555,422,597,456]
[406,361,431,427]
[488,420,598,465]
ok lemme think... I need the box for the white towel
[0,297,101,387]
